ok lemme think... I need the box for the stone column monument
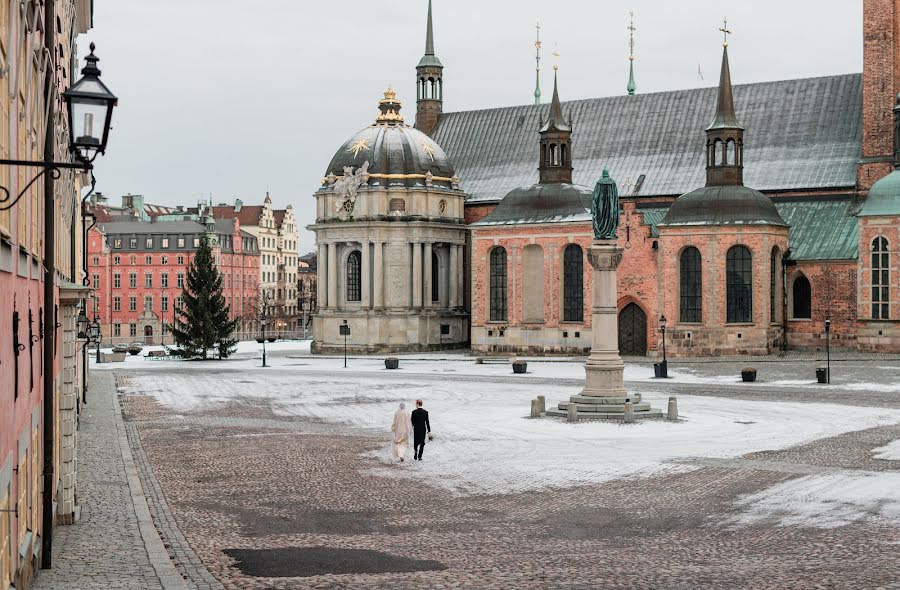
[549,170,661,420]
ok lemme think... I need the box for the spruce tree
[169,235,237,359]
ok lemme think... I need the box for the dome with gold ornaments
[322,87,460,190]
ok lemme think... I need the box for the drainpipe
[41,0,56,569]
[781,250,792,353]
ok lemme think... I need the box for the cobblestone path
[32,372,200,590]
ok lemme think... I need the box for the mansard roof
[432,74,861,203]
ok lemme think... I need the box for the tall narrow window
[770,248,778,323]
[872,237,890,320]
[431,252,440,302]
[563,244,583,322]
[726,245,753,323]
[792,275,812,319]
[679,247,702,323]
[489,247,507,321]
[346,250,361,302]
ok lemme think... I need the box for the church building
[313,0,900,356]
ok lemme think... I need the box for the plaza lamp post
[656,314,668,378]
[260,317,269,368]
[825,318,831,384]
[340,320,350,368]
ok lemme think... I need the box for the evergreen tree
[169,235,237,359]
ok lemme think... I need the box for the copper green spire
[417,0,442,68]
[707,31,742,130]
[627,12,636,96]
[541,68,570,132]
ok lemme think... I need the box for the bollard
[623,401,635,424]
[537,395,546,414]
[567,403,578,423]
[530,399,541,418]
[667,396,678,421]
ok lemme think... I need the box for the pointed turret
[538,69,573,184]
[705,45,745,186]
[627,60,636,96]
[707,46,743,131]
[416,0,444,135]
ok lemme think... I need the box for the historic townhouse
[87,211,260,345]
[212,196,300,336]
[0,2,94,589]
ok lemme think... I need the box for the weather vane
[534,21,542,105]
[628,12,636,61]
[719,17,731,47]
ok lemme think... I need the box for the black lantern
[63,43,118,162]
[76,307,90,339]
[87,318,101,341]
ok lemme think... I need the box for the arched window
[541,145,547,167]
[679,247,702,323]
[726,139,736,165]
[346,251,361,302]
[431,251,440,302]
[873,237,890,319]
[550,144,558,166]
[713,139,722,166]
[792,275,812,319]
[560,144,568,167]
[770,247,779,323]
[563,244,584,322]
[726,245,753,323]
[489,247,507,321]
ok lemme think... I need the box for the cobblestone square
[36,351,900,589]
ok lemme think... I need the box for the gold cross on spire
[719,17,731,47]
[628,11,636,61]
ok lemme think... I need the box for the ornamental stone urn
[741,368,757,383]
[512,360,528,374]
[385,357,399,370]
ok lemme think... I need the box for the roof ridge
[440,72,862,118]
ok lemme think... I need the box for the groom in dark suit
[411,399,432,461]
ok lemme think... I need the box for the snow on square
[115,353,900,499]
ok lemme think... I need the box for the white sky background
[82,0,862,253]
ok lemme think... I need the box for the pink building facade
[87,217,260,345]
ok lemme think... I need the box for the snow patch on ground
[873,439,900,460]
[118,371,900,496]
[726,473,900,529]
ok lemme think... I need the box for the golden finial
[719,17,731,47]
[376,86,405,124]
[552,43,559,71]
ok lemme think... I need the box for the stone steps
[545,407,664,420]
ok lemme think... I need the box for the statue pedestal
[547,240,661,421]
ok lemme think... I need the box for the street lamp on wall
[0,43,117,213]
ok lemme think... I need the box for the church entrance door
[144,325,154,345]
[618,303,647,356]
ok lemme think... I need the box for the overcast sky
[83,0,862,253]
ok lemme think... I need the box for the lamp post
[340,320,350,368]
[656,314,668,378]
[825,318,831,384]
[260,317,268,368]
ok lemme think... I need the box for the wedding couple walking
[390,400,432,462]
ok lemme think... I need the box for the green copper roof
[638,197,859,260]
[859,170,900,216]
[627,60,636,96]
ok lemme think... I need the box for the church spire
[538,66,573,184]
[626,12,636,96]
[534,22,542,105]
[416,0,444,135]
[705,20,745,187]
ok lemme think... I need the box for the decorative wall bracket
[0,157,91,212]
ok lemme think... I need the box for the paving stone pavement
[115,369,900,590]
[32,372,196,590]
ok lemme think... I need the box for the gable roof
[433,74,861,203]
[638,197,860,260]
[212,205,264,227]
